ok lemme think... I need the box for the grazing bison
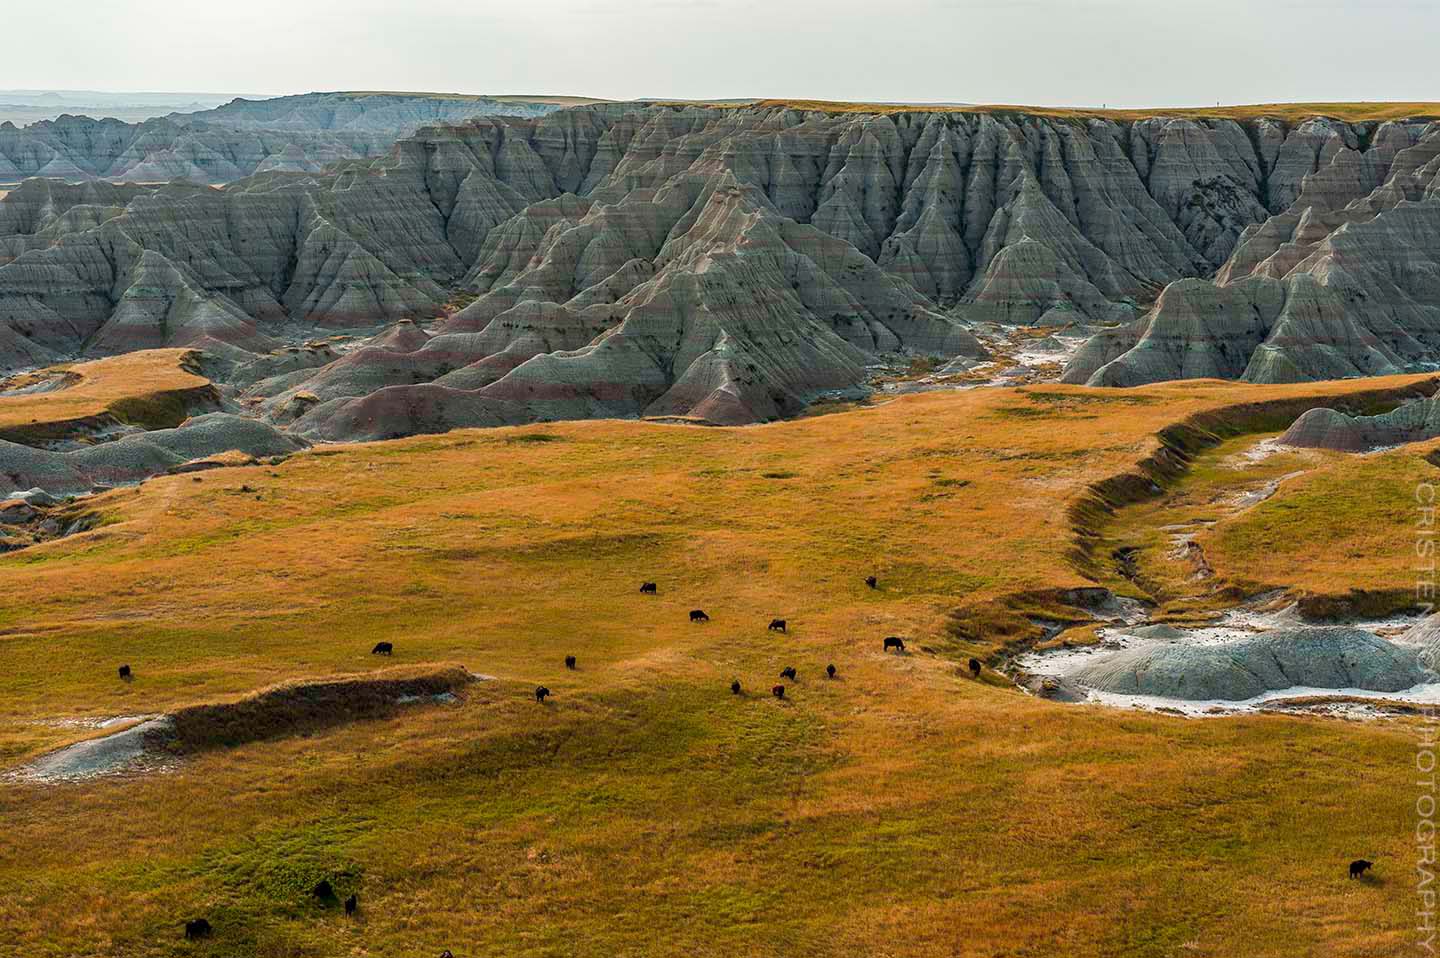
[772,684,786,699]
[768,619,787,632]
[865,575,877,589]
[371,642,393,656]
[1350,859,1374,879]
[118,664,132,680]
[535,686,551,703]
[184,918,212,940]
[440,952,455,958]
[968,658,982,678]
[344,894,358,916]
[640,582,657,594]
[565,655,577,670]
[826,663,836,679]
[689,609,709,623]
[780,666,797,681]
[883,636,905,653]
[731,679,742,695]
[312,879,336,901]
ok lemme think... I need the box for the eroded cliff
[2,100,1437,436]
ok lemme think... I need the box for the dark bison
[440,952,455,958]
[1350,859,1374,879]
[118,664,132,680]
[312,879,336,901]
[689,609,709,623]
[344,894,358,916]
[535,686,551,703]
[184,918,212,940]
[768,619,787,632]
[780,666,797,681]
[883,636,905,653]
[565,655,577,670]
[371,642,393,655]
[968,658,982,678]
[640,582,657,594]
[731,679,742,695]
[865,575,878,589]
[772,684,786,699]
[826,663,836,679]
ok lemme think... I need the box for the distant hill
[174,91,570,132]
[0,88,239,126]
[0,91,572,184]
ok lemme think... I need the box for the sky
[8,0,1440,108]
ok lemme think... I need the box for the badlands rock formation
[1064,118,1440,386]
[1069,627,1428,701]
[0,413,304,496]
[1279,395,1440,450]
[2,100,1439,436]
[0,93,564,184]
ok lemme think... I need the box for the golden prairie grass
[1205,437,1440,615]
[1087,423,1440,618]
[0,374,1434,956]
[0,348,214,443]
[1079,433,1344,612]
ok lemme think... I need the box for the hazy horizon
[10,0,1439,109]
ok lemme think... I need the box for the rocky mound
[1279,396,1440,451]
[0,413,305,496]
[1069,627,1428,701]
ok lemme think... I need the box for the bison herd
[662,575,948,703]
[119,573,991,715]
[118,571,991,731]
[520,574,945,709]
[184,883,361,941]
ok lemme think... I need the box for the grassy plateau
[0,349,215,444]
[668,99,1440,124]
[1,372,1436,956]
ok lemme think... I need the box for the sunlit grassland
[1207,437,1440,614]
[1081,433,1339,610]
[1,375,1435,956]
[0,349,212,442]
